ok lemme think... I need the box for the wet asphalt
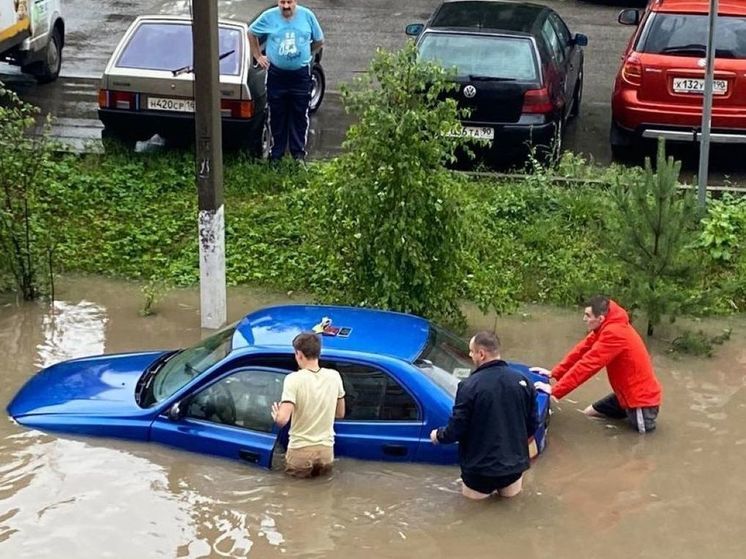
[2,0,745,184]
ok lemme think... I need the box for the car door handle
[382,444,408,457]
[239,449,260,463]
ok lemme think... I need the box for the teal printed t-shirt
[249,6,323,70]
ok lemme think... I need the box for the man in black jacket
[431,331,537,499]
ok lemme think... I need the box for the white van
[0,0,64,82]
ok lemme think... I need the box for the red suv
[610,0,746,158]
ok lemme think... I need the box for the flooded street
[1,277,745,558]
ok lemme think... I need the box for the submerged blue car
[7,305,550,468]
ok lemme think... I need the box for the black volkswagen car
[406,0,588,161]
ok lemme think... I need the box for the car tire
[248,115,271,159]
[309,63,325,114]
[28,28,63,84]
[570,67,583,118]
[610,120,639,162]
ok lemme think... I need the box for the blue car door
[327,360,424,462]
[149,367,285,468]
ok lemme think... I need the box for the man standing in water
[248,0,324,162]
[271,332,345,477]
[431,331,537,499]
[533,295,662,433]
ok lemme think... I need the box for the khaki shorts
[285,445,334,478]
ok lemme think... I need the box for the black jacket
[437,360,538,476]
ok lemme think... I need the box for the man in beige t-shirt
[270,332,345,477]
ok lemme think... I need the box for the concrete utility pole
[192,0,226,329]
[697,0,718,213]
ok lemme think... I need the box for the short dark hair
[586,295,610,317]
[292,332,321,359]
[472,331,501,354]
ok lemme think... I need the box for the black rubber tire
[609,120,639,162]
[33,28,63,84]
[570,67,583,118]
[248,115,271,159]
[309,63,325,113]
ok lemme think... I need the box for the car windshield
[116,22,243,75]
[418,32,538,81]
[639,14,746,59]
[415,324,473,397]
[149,324,237,404]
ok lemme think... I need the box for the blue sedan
[7,305,550,468]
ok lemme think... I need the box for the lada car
[406,0,587,161]
[611,0,746,158]
[7,305,551,469]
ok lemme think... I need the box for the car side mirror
[168,402,185,421]
[618,9,640,26]
[405,23,424,37]
[573,33,588,47]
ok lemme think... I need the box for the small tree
[315,43,470,325]
[0,83,59,300]
[603,139,697,335]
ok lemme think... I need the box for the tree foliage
[0,83,60,300]
[602,140,698,335]
[312,43,471,325]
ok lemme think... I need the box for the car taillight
[521,87,553,114]
[98,89,138,110]
[220,99,254,119]
[621,57,643,87]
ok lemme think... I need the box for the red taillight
[621,57,643,86]
[220,99,254,119]
[521,87,553,114]
[98,89,137,110]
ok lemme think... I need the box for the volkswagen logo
[697,58,706,68]
[463,85,477,98]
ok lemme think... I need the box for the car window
[325,361,420,421]
[116,22,243,75]
[185,369,284,432]
[418,33,538,81]
[548,13,572,50]
[638,13,746,59]
[415,324,473,397]
[150,325,236,404]
[541,19,565,63]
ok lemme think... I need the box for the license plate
[672,77,728,95]
[449,126,495,140]
[146,96,195,112]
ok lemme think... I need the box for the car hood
[7,351,167,418]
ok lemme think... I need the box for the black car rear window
[116,22,243,75]
[418,32,538,81]
[638,13,746,59]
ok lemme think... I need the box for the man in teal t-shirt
[249,0,324,161]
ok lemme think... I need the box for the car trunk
[447,78,531,124]
[637,54,745,110]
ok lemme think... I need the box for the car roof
[651,0,746,16]
[129,14,247,29]
[428,0,550,35]
[233,305,432,362]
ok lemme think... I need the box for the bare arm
[335,397,345,419]
[271,401,294,428]
[248,33,269,69]
[311,39,324,56]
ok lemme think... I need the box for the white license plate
[146,96,195,112]
[450,126,495,140]
[672,78,728,95]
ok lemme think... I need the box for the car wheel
[30,28,63,84]
[309,63,325,113]
[610,120,638,162]
[249,116,271,159]
[570,68,583,118]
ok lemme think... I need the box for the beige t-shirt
[281,367,345,449]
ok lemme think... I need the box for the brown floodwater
[1,277,745,558]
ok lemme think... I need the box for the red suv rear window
[637,13,746,59]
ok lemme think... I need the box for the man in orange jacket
[533,295,662,433]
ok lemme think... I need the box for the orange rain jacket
[551,300,662,408]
